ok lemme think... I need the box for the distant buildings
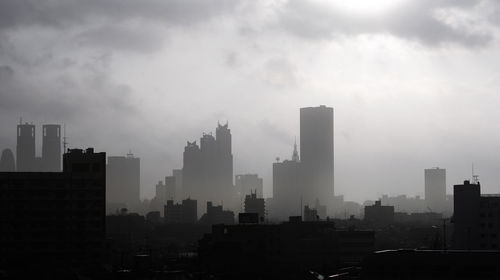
[0,149,15,171]
[300,105,334,206]
[303,205,319,222]
[244,191,265,222]
[182,122,235,216]
[364,200,395,227]
[425,168,446,213]
[15,122,62,172]
[270,106,335,220]
[0,148,106,267]
[199,201,235,225]
[106,152,140,213]
[164,198,197,224]
[272,155,302,220]
[453,180,500,250]
[42,124,61,171]
[16,123,36,171]
[235,173,263,198]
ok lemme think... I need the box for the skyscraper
[182,122,235,216]
[272,151,302,220]
[424,168,446,212]
[16,122,36,171]
[42,124,61,171]
[300,105,334,206]
[106,152,140,212]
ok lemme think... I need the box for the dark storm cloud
[277,0,492,47]
[0,0,241,30]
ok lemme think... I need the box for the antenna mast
[472,163,479,184]
[63,123,68,152]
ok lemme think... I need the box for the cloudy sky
[2,0,500,202]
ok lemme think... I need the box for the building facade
[300,105,334,207]
[0,148,106,267]
[106,152,140,212]
[453,180,500,250]
[425,168,446,213]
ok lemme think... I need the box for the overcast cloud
[2,0,500,202]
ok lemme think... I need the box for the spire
[292,137,299,162]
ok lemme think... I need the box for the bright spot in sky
[326,0,406,15]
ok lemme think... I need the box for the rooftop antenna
[472,163,479,184]
[127,149,133,157]
[19,117,22,125]
[63,123,68,152]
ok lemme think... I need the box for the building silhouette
[164,198,198,224]
[236,174,263,199]
[272,150,302,220]
[106,152,140,213]
[244,191,265,222]
[182,122,235,216]
[172,168,183,202]
[300,105,334,208]
[0,148,15,171]
[364,200,395,227]
[0,148,106,268]
[42,124,61,171]
[199,201,235,225]
[453,180,500,250]
[16,122,36,171]
[198,221,374,279]
[425,167,446,213]
[304,205,319,221]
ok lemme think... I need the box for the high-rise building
[425,168,446,212]
[300,105,334,206]
[16,122,36,171]
[182,141,201,202]
[0,148,106,267]
[42,124,61,172]
[215,122,233,203]
[0,149,15,171]
[106,152,140,212]
[236,174,263,198]
[272,155,302,220]
[182,122,235,216]
[164,199,198,224]
[453,180,500,250]
[165,175,176,201]
[173,169,183,202]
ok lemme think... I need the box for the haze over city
[2,0,500,202]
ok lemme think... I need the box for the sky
[2,0,500,202]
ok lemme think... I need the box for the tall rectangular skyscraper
[425,167,446,212]
[42,124,61,172]
[16,123,36,171]
[300,105,334,206]
[106,153,140,212]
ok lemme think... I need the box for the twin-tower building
[13,122,61,172]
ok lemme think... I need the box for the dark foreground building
[0,148,106,269]
[362,249,500,279]
[199,220,374,279]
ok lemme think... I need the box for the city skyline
[3,1,500,203]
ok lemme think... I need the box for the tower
[425,167,446,212]
[42,124,61,171]
[16,122,36,171]
[300,105,334,206]
[106,152,140,212]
